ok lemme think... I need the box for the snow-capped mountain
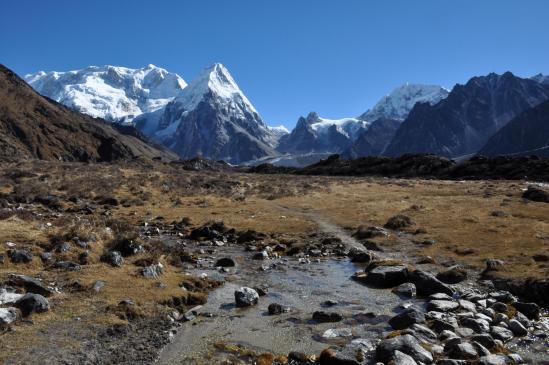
[531,73,549,85]
[24,64,186,122]
[277,112,370,154]
[359,83,449,122]
[135,63,277,163]
[384,72,549,157]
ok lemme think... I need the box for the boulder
[112,238,142,256]
[390,350,418,365]
[366,265,409,288]
[388,308,426,330]
[313,311,343,323]
[436,266,467,284]
[447,342,478,360]
[9,249,33,264]
[427,300,459,312]
[409,270,454,296]
[53,261,81,271]
[101,250,123,267]
[14,293,50,316]
[461,317,490,333]
[513,302,540,320]
[490,326,513,342]
[318,348,359,365]
[478,354,510,365]
[141,263,164,278]
[352,226,388,240]
[384,215,414,230]
[235,287,259,307]
[348,247,373,263]
[470,334,497,350]
[392,283,416,298]
[215,257,235,267]
[376,334,433,364]
[0,307,18,326]
[522,186,549,203]
[8,274,55,297]
[268,303,284,315]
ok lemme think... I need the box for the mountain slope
[479,99,549,157]
[384,72,549,158]
[531,73,549,85]
[135,63,276,164]
[343,118,400,158]
[277,112,369,154]
[25,64,186,122]
[0,64,177,162]
[359,84,449,122]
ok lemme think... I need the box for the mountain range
[13,63,549,165]
[0,64,176,162]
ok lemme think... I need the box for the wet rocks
[446,341,478,360]
[364,265,408,288]
[14,293,50,316]
[384,215,414,230]
[522,186,549,203]
[313,311,343,323]
[376,334,433,364]
[352,226,388,240]
[319,348,358,365]
[392,283,417,298]
[470,334,497,351]
[252,250,269,260]
[322,328,353,339]
[427,300,459,312]
[461,317,490,334]
[9,249,33,264]
[507,319,527,337]
[436,266,467,284]
[490,326,513,342]
[389,308,425,330]
[234,287,259,307]
[390,350,418,365]
[409,270,454,296]
[101,250,123,267]
[215,257,235,267]
[477,354,511,365]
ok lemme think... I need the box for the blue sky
[1,0,548,129]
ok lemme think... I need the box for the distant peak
[306,111,320,121]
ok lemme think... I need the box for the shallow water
[157,252,405,364]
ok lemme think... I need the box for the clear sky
[1,0,548,129]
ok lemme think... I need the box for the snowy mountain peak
[360,83,449,122]
[174,63,257,114]
[24,64,186,122]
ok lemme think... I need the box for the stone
[366,265,409,288]
[471,334,497,350]
[268,303,285,315]
[0,307,18,326]
[384,215,414,230]
[389,308,425,330]
[455,327,474,337]
[489,291,515,304]
[8,274,55,297]
[322,328,353,339]
[390,350,418,365]
[235,287,259,307]
[409,270,454,296]
[53,261,81,271]
[100,250,123,267]
[430,293,453,301]
[14,293,50,316]
[490,302,507,313]
[431,318,458,333]
[522,186,549,203]
[376,335,433,364]
[141,263,164,278]
[9,249,33,264]
[458,299,477,313]
[478,354,510,365]
[472,341,491,357]
[447,342,478,360]
[436,266,467,284]
[92,280,105,293]
[439,330,458,341]
[490,326,514,342]
[392,283,416,298]
[215,257,235,267]
[507,319,527,337]
[0,289,23,305]
[427,300,459,312]
[352,226,389,240]
[506,354,522,364]
[513,302,540,320]
[461,317,490,333]
[253,250,269,260]
[513,311,531,328]
[409,324,437,342]
[313,311,343,323]
[348,247,373,263]
[436,360,467,365]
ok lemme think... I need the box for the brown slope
[0,64,178,162]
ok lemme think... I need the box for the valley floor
[0,160,547,364]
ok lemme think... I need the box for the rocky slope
[25,64,186,122]
[343,118,400,158]
[135,63,277,164]
[479,99,549,157]
[0,64,177,162]
[384,72,549,158]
